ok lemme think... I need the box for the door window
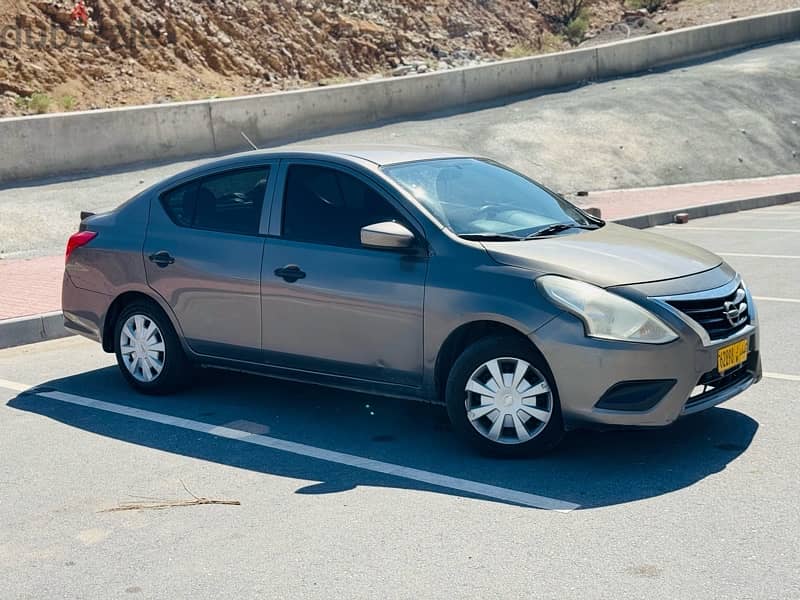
[281,165,405,248]
[161,166,270,235]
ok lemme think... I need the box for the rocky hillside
[0,0,795,117]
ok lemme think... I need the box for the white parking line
[657,227,800,233]
[764,372,800,382]
[718,253,800,259]
[4,385,579,512]
[0,378,30,392]
[753,296,800,304]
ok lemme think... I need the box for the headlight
[537,275,678,344]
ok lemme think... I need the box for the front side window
[161,166,269,235]
[383,158,593,237]
[281,165,404,248]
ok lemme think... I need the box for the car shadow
[6,366,759,510]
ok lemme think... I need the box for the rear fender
[101,284,193,357]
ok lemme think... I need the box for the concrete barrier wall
[0,101,215,180]
[1,8,798,183]
[596,9,800,76]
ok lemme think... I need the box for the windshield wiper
[459,233,523,242]
[524,222,599,239]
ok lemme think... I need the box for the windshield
[382,158,595,238]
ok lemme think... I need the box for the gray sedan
[62,146,761,455]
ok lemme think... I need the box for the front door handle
[148,251,175,268]
[274,264,306,283]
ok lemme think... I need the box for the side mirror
[361,221,415,250]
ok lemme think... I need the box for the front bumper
[530,277,761,430]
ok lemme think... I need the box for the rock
[391,64,414,76]
[309,10,326,26]
[358,19,386,35]
[446,16,476,38]
[53,10,73,26]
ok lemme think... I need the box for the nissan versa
[62,146,761,455]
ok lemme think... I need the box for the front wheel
[114,300,191,395]
[445,336,563,457]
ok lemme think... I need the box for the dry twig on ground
[100,480,240,512]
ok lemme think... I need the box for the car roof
[230,144,477,167]
[304,144,476,166]
[152,144,482,194]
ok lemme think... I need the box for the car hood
[482,223,722,287]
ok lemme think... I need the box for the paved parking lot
[1,204,798,599]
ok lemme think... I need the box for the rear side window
[281,165,403,248]
[161,166,270,235]
[161,182,195,227]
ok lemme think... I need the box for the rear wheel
[114,301,190,394]
[445,336,563,456]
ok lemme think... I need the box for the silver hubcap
[465,357,553,445]
[120,314,165,383]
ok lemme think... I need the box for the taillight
[65,231,97,263]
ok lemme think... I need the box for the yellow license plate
[717,338,749,374]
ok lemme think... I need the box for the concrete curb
[613,191,800,228]
[0,311,71,350]
[0,189,797,350]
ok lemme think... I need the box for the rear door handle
[274,264,306,283]
[148,251,175,268]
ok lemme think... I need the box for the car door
[144,163,276,362]
[260,160,428,387]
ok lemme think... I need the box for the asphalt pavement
[1,204,799,599]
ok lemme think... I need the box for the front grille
[685,368,752,409]
[685,350,757,409]
[667,284,749,340]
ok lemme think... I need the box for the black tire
[113,300,191,395]
[445,336,564,457]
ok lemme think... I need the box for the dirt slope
[0,0,552,114]
[0,0,796,117]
